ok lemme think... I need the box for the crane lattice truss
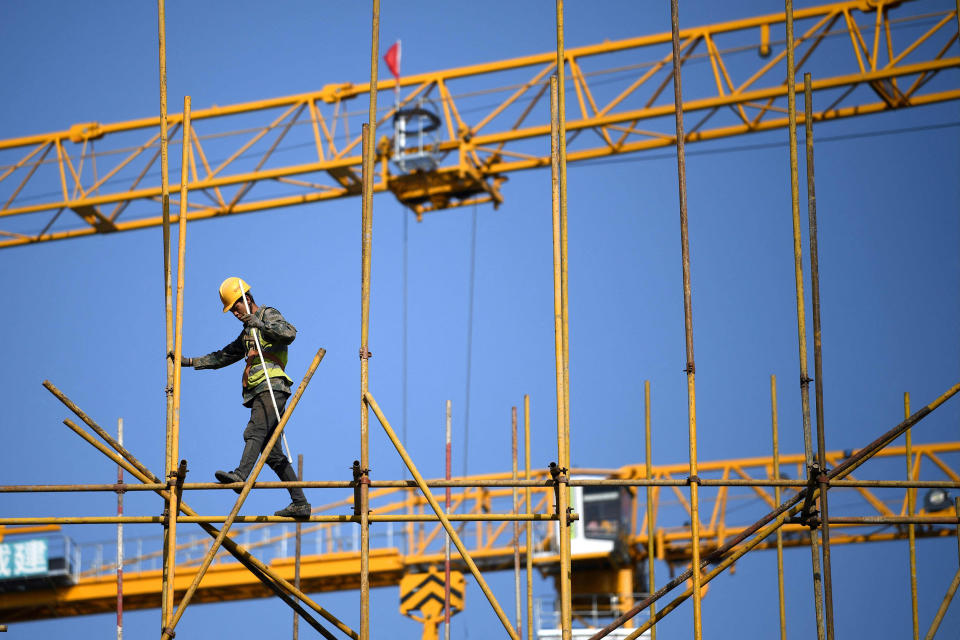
[0,0,957,248]
[2,442,958,622]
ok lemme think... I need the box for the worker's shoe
[274,501,311,518]
[215,469,244,494]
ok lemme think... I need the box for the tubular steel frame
[0,1,959,639]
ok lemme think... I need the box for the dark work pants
[235,391,307,504]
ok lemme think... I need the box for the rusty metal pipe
[826,516,959,525]
[785,2,826,636]
[445,400,452,640]
[803,72,835,639]
[156,0,174,629]
[11,476,960,492]
[555,0,571,478]
[116,419,124,640]
[644,381,657,640]
[549,72,573,640]
[923,568,960,639]
[163,94,191,629]
[293,454,303,640]
[668,0,704,634]
[524,395,533,640]
[905,393,919,640]
[359,4,381,639]
[831,383,960,481]
[359,1,379,622]
[512,406,522,636]
[7,476,960,492]
[771,375,787,640]
[0,513,572,525]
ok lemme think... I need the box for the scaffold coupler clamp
[549,462,570,526]
[797,462,822,529]
[359,346,372,360]
[172,459,188,503]
[687,475,701,486]
[352,460,370,515]
[161,626,176,639]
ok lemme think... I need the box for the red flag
[383,40,401,80]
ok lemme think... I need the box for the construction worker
[176,278,311,518]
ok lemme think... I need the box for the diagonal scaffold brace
[59,415,341,640]
[43,353,359,640]
[586,379,960,640]
[57,415,341,639]
[364,390,521,640]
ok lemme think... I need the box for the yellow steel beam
[0,548,406,624]
[0,0,956,248]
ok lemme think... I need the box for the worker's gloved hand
[240,313,263,330]
[167,351,194,367]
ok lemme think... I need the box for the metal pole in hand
[237,278,292,462]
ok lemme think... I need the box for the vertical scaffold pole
[293,453,304,640]
[549,75,572,640]
[667,0,703,636]
[923,498,960,639]
[359,121,373,640]
[554,0,571,470]
[904,393,918,640]
[783,4,826,638]
[445,399,452,640]
[803,72,836,639]
[770,376,787,640]
[359,2,380,638]
[117,418,124,640]
[164,94,191,628]
[512,406,522,636]
[524,394,533,640]
[156,0,173,631]
[644,381,656,640]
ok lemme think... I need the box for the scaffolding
[0,1,959,639]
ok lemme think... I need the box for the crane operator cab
[549,481,632,556]
[537,481,644,640]
[391,96,442,174]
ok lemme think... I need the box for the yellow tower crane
[1,1,958,638]
[0,0,956,248]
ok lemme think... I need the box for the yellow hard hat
[219,277,251,313]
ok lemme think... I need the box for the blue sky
[0,0,958,638]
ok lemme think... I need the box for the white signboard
[0,538,48,578]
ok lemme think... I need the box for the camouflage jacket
[193,306,297,406]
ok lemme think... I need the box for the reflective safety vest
[241,322,293,389]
